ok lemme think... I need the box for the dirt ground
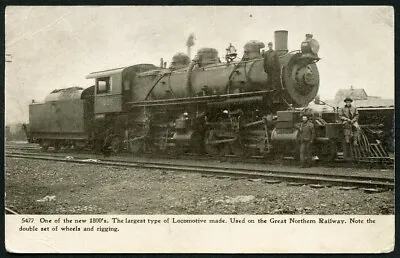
[5,157,395,215]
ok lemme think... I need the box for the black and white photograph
[4,5,395,253]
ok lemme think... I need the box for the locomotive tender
[29,30,346,160]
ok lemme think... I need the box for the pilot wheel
[316,140,337,162]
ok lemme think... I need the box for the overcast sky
[5,6,394,124]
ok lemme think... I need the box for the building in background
[5,123,27,141]
[327,86,394,109]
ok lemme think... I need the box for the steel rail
[6,152,394,190]
[5,150,393,181]
[5,144,394,170]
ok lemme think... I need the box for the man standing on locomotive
[297,114,315,168]
[263,42,281,88]
[339,97,360,160]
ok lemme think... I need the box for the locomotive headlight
[301,34,320,56]
[309,39,320,55]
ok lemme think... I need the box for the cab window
[96,77,112,94]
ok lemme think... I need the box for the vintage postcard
[4,6,394,253]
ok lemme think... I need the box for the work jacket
[297,121,315,142]
[339,105,359,123]
[263,50,280,71]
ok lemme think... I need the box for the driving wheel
[204,130,221,156]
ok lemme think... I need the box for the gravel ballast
[5,157,394,215]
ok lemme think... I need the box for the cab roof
[85,64,157,79]
[85,66,126,79]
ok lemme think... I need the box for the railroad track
[5,144,394,169]
[5,145,41,151]
[6,151,394,190]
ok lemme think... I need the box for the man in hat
[338,97,360,160]
[263,42,281,88]
[297,114,315,168]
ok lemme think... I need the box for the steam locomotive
[28,30,357,161]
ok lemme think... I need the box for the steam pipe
[187,46,191,59]
[185,56,199,97]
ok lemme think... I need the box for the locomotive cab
[85,64,158,152]
[85,64,158,114]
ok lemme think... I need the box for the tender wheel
[64,142,73,150]
[204,130,221,156]
[53,142,61,151]
[110,136,122,153]
[92,140,103,153]
[40,141,50,151]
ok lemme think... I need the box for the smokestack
[186,33,195,59]
[274,30,288,56]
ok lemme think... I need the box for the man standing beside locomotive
[263,42,281,88]
[297,114,315,168]
[101,129,113,158]
[339,97,360,160]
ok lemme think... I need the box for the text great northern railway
[267,218,347,224]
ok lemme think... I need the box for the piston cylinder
[270,128,299,143]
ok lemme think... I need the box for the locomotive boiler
[84,30,321,157]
